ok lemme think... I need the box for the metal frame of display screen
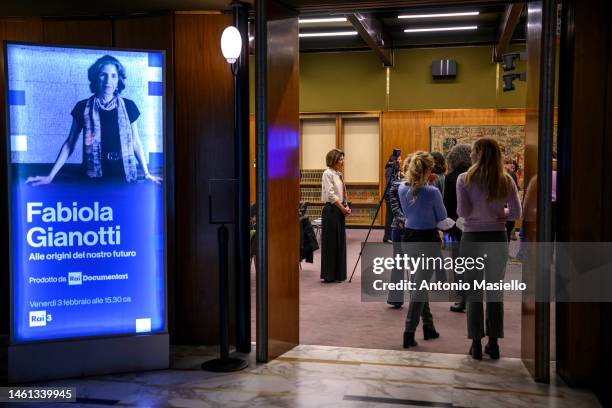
[4,41,167,345]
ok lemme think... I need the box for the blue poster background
[11,180,165,342]
[6,43,165,343]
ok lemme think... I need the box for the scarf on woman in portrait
[83,95,138,182]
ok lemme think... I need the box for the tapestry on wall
[430,124,558,163]
[430,125,526,160]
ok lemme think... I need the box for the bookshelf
[300,113,382,226]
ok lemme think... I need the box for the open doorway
[248,1,559,378]
[291,1,556,361]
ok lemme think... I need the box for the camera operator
[387,154,410,308]
[383,149,402,243]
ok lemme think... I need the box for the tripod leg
[348,182,393,283]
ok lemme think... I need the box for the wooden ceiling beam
[494,3,524,62]
[347,12,393,67]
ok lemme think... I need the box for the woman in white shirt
[320,149,351,282]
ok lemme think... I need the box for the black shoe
[403,332,418,348]
[469,340,482,360]
[450,302,466,313]
[323,279,334,283]
[388,302,403,309]
[485,338,500,359]
[423,325,440,340]
[383,239,392,244]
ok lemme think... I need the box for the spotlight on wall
[502,72,526,92]
[221,25,242,65]
[501,51,527,71]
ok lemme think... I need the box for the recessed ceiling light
[299,31,358,38]
[404,26,478,33]
[299,17,348,24]
[398,12,480,19]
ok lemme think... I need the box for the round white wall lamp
[221,26,242,64]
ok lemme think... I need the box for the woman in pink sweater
[457,138,521,360]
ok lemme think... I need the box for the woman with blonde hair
[320,149,351,282]
[398,151,448,348]
[457,137,521,360]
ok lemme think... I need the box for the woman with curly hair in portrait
[26,55,160,185]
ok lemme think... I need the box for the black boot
[469,339,482,360]
[450,301,465,313]
[403,331,418,348]
[423,325,440,340]
[387,301,403,309]
[485,338,500,359]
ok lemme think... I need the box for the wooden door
[255,0,300,361]
[521,0,557,383]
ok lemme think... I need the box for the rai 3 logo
[29,310,52,327]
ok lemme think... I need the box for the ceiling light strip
[299,31,358,38]
[299,17,348,24]
[404,26,478,33]
[398,12,480,19]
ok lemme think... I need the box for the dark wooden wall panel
[250,114,255,204]
[42,19,112,46]
[113,14,177,342]
[173,13,234,344]
[556,0,611,402]
[0,18,44,337]
[521,1,543,379]
[266,1,300,359]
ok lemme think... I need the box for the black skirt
[320,203,346,281]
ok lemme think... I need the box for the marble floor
[22,344,601,408]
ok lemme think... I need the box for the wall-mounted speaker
[432,59,457,79]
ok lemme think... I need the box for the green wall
[249,44,529,113]
[300,51,388,112]
[388,46,527,111]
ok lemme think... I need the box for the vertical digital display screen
[5,43,165,342]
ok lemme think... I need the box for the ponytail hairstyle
[465,138,513,202]
[405,151,434,201]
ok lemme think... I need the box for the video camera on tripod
[348,147,401,282]
[385,148,402,182]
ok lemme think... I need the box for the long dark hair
[466,138,513,202]
[430,151,447,175]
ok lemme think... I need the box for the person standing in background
[320,149,350,283]
[383,150,402,243]
[504,157,518,187]
[398,151,446,348]
[457,138,521,360]
[504,158,519,242]
[386,155,409,308]
[430,152,447,196]
[443,144,472,313]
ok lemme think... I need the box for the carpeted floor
[251,228,555,359]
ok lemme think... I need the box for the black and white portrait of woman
[25,55,162,186]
